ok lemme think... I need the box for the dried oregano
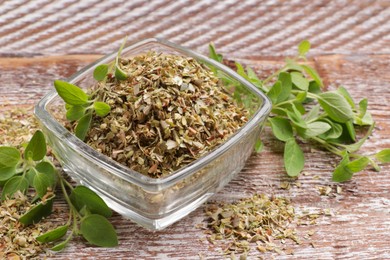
[79,52,249,177]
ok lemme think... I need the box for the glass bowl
[34,38,271,230]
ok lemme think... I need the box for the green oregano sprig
[0,130,118,250]
[54,80,110,141]
[209,41,390,182]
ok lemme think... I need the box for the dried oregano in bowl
[82,51,249,178]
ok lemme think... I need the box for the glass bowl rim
[34,37,271,190]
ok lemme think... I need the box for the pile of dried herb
[0,191,57,258]
[203,194,299,256]
[83,52,249,177]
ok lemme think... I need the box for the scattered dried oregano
[0,191,58,258]
[203,194,299,256]
[82,52,249,177]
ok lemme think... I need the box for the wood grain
[0,0,390,259]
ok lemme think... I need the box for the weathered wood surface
[1,1,390,259]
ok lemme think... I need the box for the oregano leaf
[66,105,86,121]
[54,80,89,106]
[291,72,309,91]
[0,146,20,167]
[284,138,305,177]
[93,102,111,117]
[0,165,17,182]
[25,130,47,161]
[80,214,118,247]
[1,176,29,201]
[301,65,323,87]
[36,224,69,243]
[318,92,354,123]
[375,149,390,163]
[93,64,109,81]
[268,117,293,141]
[298,40,311,57]
[346,156,370,173]
[69,186,112,217]
[75,113,92,141]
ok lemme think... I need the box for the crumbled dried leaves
[0,106,38,146]
[83,52,248,177]
[0,191,56,259]
[202,194,333,257]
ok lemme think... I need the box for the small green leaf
[93,64,109,81]
[246,67,263,89]
[304,105,320,122]
[25,130,47,161]
[209,42,223,62]
[19,195,55,225]
[332,152,353,182]
[33,172,52,198]
[70,186,112,217]
[336,86,355,109]
[115,65,128,80]
[75,113,92,141]
[54,80,89,106]
[302,65,323,87]
[66,105,86,121]
[318,92,354,123]
[319,119,343,140]
[346,156,370,173]
[235,62,247,79]
[0,165,16,182]
[345,120,356,141]
[291,72,309,91]
[338,123,374,152]
[298,40,311,57]
[308,81,321,95]
[268,117,293,141]
[35,161,57,187]
[80,214,118,247]
[36,225,69,243]
[284,138,305,177]
[93,102,111,117]
[267,81,282,104]
[286,104,307,129]
[358,98,368,118]
[304,121,331,138]
[255,139,264,153]
[277,72,292,102]
[0,146,20,167]
[375,149,390,163]
[1,176,29,200]
[51,240,68,252]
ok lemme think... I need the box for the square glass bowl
[35,38,271,230]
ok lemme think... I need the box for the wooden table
[1,1,389,259]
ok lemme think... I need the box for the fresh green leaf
[0,165,16,182]
[80,214,118,247]
[0,146,20,167]
[93,64,109,81]
[375,149,390,163]
[1,176,29,200]
[332,152,353,182]
[25,168,37,186]
[302,65,323,87]
[25,130,47,161]
[267,81,282,104]
[246,67,263,88]
[93,102,111,117]
[70,186,112,217]
[209,42,223,63]
[51,241,68,252]
[346,156,370,173]
[54,80,89,106]
[298,40,311,57]
[286,104,307,129]
[36,225,69,243]
[295,91,307,103]
[358,98,368,118]
[19,195,55,225]
[345,120,356,141]
[319,119,343,140]
[285,59,304,72]
[336,86,355,109]
[75,113,92,141]
[277,72,292,102]
[354,110,374,126]
[317,91,354,123]
[284,138,305,177]
[268,117,293,141]
[308,81,321,95]
[235,62,247,79]
[304,121,331,138]
[291,72,309,91]
[66,105,86,121]
[255,139,263,153]
[115,65,128,80]
[336,123,374,152]
[304,105,320,122]
[35,161,57,187]
[33,172,52,198]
